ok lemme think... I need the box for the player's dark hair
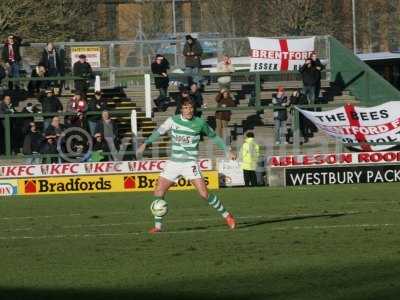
[181,98,195,108]
[246,131,255,138]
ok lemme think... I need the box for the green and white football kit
[144,114,235,232]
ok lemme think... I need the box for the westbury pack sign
[249,37,315,71]
[297,102,400,151]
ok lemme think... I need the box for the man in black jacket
[23,122,43,164]
[299,58,320,105]
[1,35,22,90]
[39,42,65,89]
[38,88,63,130]
[73,54,93,95]
[151,54,170,111]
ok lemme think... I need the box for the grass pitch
[0,184,400,300]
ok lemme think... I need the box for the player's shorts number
[192,165,199,176]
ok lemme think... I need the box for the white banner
[249,37,315,72]
[269,151,400,168]
[297,102,400,151]
[217,159,245,186]
[0,159,213,179]
[71,47,101,68]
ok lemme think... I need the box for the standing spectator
[66,93,88,125]
[1,35,22,90]
[216,55,235,90]
[42,116,65,163]
[272,87,290,145]
[240,131,260,187]
[38,88,63,130]
[151,54,170,112]
[289,90,309,143]
[299,57,320,105]
[175,87,191,115]
[87,91,107,136]
[39,42,64,89]
[0,94,19,153]
[22,122,43,164]
[189,82,203,117]
[28,65,47,96]
[215,89,236,140]
[95,110,119,160]
[183,34,203,85]
[73,54,93,95]
[310,53,325,101]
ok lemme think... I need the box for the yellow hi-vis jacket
[240,137,260,171]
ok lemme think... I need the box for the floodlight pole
[352,0,357,54]
[172,0,178,66]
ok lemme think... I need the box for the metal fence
[11,35,331,88]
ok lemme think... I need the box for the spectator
[73,54,93,95]
[151,54,170,112]
[299,57,320,105]
[240,131,260,187]
[87,91,107,136]
[272,87,290,145]
[38,88,63,130]
[310,53,325,101]
[22,122,43,164]
[39,42,64,89]
[42,116,65,163]
[216,55,235,90]
[1,35,22,90]
[183,34,203,85]
[0,64,6,86]
[21,102,40,135]
[189,82,204,117]
[66,93,88,125]
[289,90,309,143]
[95,110,119,160]
[91,133,110,162]
[215,89,236,140]
[175,87,191,115]
[28,65,47,96]
[0,94,19,153]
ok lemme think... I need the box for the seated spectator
[175,87,191,115]
[22,122,43,164]
[39,42,64,89]
[95,110,119,160]
[66,93,88,125]
[73,54,93,96]
[215,89,236,140]
[42,116,65,163]
[21,102,40,135]
[189,83,204,117]
[151,54,170,112]
[38,88,63,130]
[216,55,235,90]
[272,87,290,145]
[87,91,107,136]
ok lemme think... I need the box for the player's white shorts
[160,160,203,182]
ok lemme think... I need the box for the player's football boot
[148,227,162,234]
[225,213,236,230]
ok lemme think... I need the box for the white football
[150,199,168,217]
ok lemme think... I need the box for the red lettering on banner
[94,163,105,173]
[344,104,372,151]
[26,166,35,176]
[279,39,289,71]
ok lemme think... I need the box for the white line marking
[0,222,397,241]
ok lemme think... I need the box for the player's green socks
[208,194,229,218]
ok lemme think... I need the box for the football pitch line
[0,220,398,241]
